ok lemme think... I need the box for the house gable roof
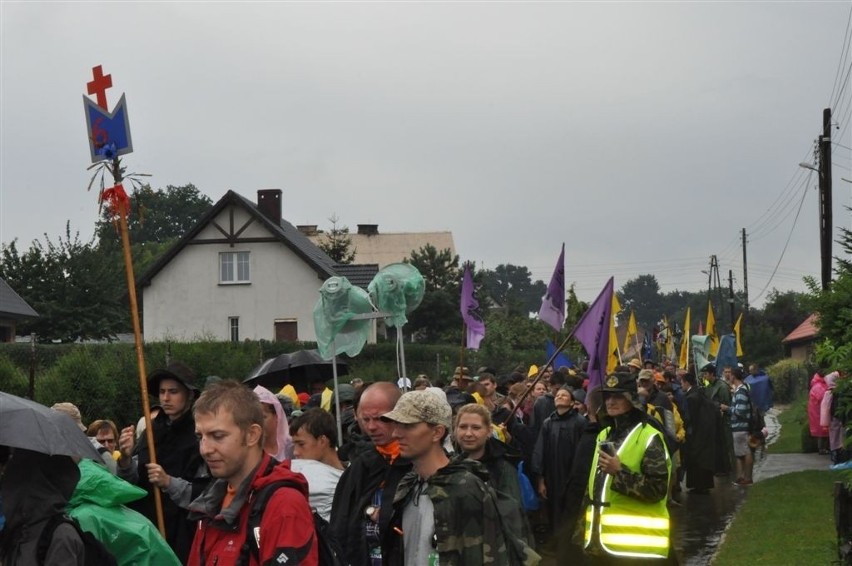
[138,190,338,287]
[782,313,819,344]
[0,277,39,319]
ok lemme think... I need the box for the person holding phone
[583,372,674,564]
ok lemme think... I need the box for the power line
[751,176,813,303]
[829,4,852,107]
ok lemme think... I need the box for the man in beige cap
[381,391,539,565]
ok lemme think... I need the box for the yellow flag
[707,300,719,356]
[608,294,623,373]
[679,307,691,368]
[623,310,638,352]
[734,312,744,356]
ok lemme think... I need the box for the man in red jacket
[187,381,317,565]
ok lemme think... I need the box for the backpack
[745,386,766,434]
[240,479,345,566]
[646,405,680,455]
[37,514,118,566]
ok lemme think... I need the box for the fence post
[835,481,852,564]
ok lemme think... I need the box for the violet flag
[460,264,486,349]
[572,277,614,391]
[539,243,566,331]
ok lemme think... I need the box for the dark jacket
[0,449,84,566]
[531,408,587,528]
[187,455,317,566]
[683,385,719,489]
[128,409,208,563]
[563,420,602,531]
[329,443,412,566]
[468,437,533,546]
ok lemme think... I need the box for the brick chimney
[357,224,379,236]
[257,189,282,224]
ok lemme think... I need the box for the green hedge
[0,340,552,425]
[767,358,814,404]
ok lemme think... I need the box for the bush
[767,358,813,403]
[0,354,29,397]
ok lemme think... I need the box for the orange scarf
[375,440,401,464]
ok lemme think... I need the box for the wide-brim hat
[627,358,643,371]
[601,372,638,394]
[147,361,199,395]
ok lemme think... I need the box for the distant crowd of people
[0,356,787,565]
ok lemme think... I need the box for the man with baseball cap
[380,391,539,566]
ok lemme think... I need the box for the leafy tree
[808,218,852,350]
[95,183,213,246]
[404,245,461,343]
[480,264,546,317]
[0,224,128,342]
[317,214,356,264]
[620,274,664,329]
[479,311,549,370]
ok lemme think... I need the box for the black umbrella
[0,392,102,460]
[242,349,349,392]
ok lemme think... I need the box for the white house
[138,189,377,343]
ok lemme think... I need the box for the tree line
[0,184,813,369]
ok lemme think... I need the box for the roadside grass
[767,398,808,454]
[713,469,838,565]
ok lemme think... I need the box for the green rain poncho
[69,458,181,566]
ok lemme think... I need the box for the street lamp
[799,162,819,173]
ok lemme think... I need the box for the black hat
[601,372,638,394]
[147,361,199,395]
[700,362,716,374]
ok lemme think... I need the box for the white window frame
[219,251,250,284]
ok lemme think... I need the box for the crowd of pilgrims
[0,357,774,565]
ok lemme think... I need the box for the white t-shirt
[402,490,436,565]
[289,459,343,522]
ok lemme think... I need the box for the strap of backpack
[238,478,298,566]
[36,514,70,565]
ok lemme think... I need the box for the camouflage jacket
[592,410,669,504]
[384,456,540,566]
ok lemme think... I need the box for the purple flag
[539,243,565,331]
[572,277,614,391]
[460,264,486,349]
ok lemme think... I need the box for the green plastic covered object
[314,276,374,359]
[69,459,181,566]
[367,263,425,328]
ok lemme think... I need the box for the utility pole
[728,269,735,332]
[819,107,833,290]
[742,228,749,313]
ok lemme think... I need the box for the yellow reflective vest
[584,422,672,559]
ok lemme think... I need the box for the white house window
[229,316,239,342]
[220,251,250,284]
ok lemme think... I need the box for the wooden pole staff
[112,160,166,537]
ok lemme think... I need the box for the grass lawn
[713,469,839,565]
[767,399,809,454]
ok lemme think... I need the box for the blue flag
[545,340,574,369]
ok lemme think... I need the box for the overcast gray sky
[2,1,851,306]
